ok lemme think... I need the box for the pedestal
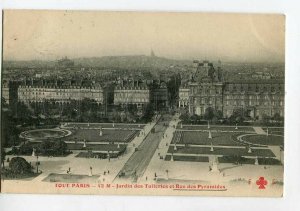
[210,143,214,152]
[255,157,259,165]
[32,149,36,157]
[170,154,174,161]
[208,130,212,139]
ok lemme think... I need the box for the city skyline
[3,10,285,63]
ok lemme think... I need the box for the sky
[3,10,285,62]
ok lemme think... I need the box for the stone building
[1,79,10,104]
[179,60,284,120]
[222,80,284,118]
[150,81,169,109]
[114,80,150,107]
[17,79,104,104]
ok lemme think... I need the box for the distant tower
[151,49,155,57]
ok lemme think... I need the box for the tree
[179,112,189,123]
[9,157,32,175]
[19,142,34,155]
[262,114,271,126]
[273,113,284,124]
[190,114,200,123]
[215,110,223,120]
[141,104,155,123]
[38,140,53,156]
[230,108,245,123]
[167,74,181,107]
[204,107,215,121]
[53,140,68,155]
[1,148,6,168]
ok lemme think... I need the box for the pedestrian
[108,170,110,174]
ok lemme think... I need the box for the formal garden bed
[167,146,275,157]
[218,155,255,164]
[63,129,139,143]
[171,131,245,146]
[164,155,209,162]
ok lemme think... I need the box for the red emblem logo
[256,177,268,189]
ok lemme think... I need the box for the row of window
[114,93,149,97]
[225,95,284,100]
[225,100,284,106]
[114,98,148,103]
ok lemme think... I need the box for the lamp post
[36,155,40,174]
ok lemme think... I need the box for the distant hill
[3,55,191,70]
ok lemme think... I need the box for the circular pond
[20,129,72,141]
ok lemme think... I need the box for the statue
[170,154,174,161]
[210,142,214,152]
[99,127,103,136]
[208,130,212,139]
[32,148,36,157]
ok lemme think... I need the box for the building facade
[151,81,169,109]
[179,61,284,119]
[1,79,10,104]
[18,79,104,104]
[222,81,284,118]
[114,81,150,107]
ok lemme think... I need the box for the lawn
[65,122,145,129]
[63,129,139,143]
[177,125,254,132]
[67,143,126,152]
[262,127,284,136]
[218,156,255,164]
[242,134,284,146]
[165,155,209,162]
[171,131,244,146]
[167,146,275,157]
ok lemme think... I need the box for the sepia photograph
[0,10,285,197]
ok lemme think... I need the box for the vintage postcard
[0,10,285,197]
